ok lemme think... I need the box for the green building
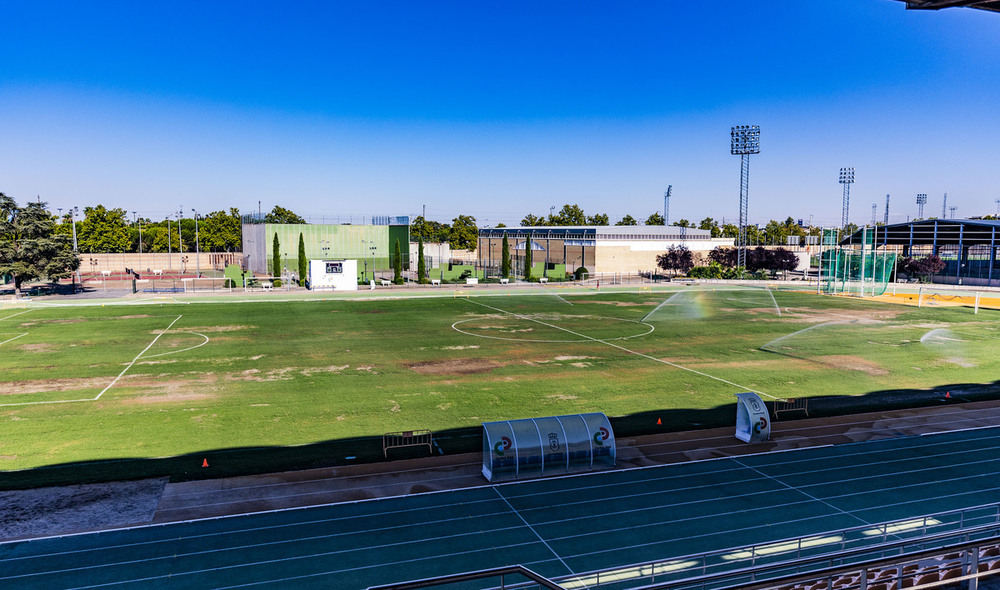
[242,218,409,281]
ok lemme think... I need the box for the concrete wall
[77,252,240,276]
[594,238,733,274]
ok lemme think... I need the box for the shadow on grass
[4,381,1000,491]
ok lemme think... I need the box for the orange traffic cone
[202,458,209,468]
[656,418,662,425]
[945,392,951,399]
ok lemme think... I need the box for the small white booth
[308,259,358,291]
[482,413,615,482]
[735,392,770,443]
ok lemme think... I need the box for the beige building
[477,226,734,276]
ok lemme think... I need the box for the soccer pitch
[1,286,998,480]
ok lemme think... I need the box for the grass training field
[1,285,998,486]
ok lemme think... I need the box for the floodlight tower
[949,206,957,219]
[839,167,855,230]
[942,193,948,219]
[916,193,927,218]
[663,185,672,226]
[731,125,760,269]
[884,194,890,226]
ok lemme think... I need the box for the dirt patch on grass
[18,343,55,353]
[589,300,654,307]
[179,325,254,333]
[816,355,890,375]
[1,377,109,395]
[409,359,504,375]
[118,314,153,319]
[783,307,903,324]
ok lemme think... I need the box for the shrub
[272,279,282,288]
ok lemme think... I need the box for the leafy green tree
[297,233,307,286]
[521,213,546,226]
[417,236,427,283]
[548,204,586,226]
[264,206,306,224]
[587,213,610,226]
[0,194,79,295]
[523,239,533,281]
[393,238,403,284]
[671,219,695,228]
[449,215,478,251]
[615,214,638,226]
[699,217,721,237]
[272,233,281,278]
[410,215,450,242]
[201,208,243,252]
[646,212,665,226]
[78,205,130,252]
[501,234,511,278]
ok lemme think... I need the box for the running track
[3,426,1000,589]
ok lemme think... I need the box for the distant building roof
[842,218,1000,247]
[479,225,713,240]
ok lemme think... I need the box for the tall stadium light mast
[949,205,957,219]
[871,203,878,226]
[839,167,855,230]
[942,193,948,219]
[731,125,760,269]
[884,194,890,226]
[916,193,927,219]
[663,185,672,226]
[995,198,1000,216]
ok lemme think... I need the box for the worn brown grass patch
[409,359,504,375]
[816,355,890,375]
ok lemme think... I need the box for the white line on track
[492,487,579,580]
[465,298,779,400]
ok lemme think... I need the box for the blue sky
[2,1,998,227]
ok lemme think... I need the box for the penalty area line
[464,299,779,400]
[94,314,184,400]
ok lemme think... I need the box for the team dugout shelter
[842,218,1000,287]
[241,217,409,281]
[477,225,733,278]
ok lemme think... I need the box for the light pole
[839,167,855,231]
[731,125,760,269]
[71,206,81,288]
[191,209,200,278]
[916,193,927,219]
[166,216,173,272]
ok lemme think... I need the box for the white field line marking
[0,315,184,407]
[141,332,210,359]
[640,289,689,322]
[465,299,778,400]
[0,333,28,346]
[0,309,32,322]
[94,315,184,400]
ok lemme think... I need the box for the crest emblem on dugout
[735,392,770,443]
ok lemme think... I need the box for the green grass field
[2,286,998,485]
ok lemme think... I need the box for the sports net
[818,228,896,297]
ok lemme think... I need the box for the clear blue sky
[2,0,998,227]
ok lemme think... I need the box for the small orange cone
[945,392,951,399]
[202,458,209,468]
[656,418,662,425]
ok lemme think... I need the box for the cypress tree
[297,233,307,287]
[272,233,281,279]
[523,239,533,281]
[393,238,403,284]
[417,236,427,283]
[501,234,511,279]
